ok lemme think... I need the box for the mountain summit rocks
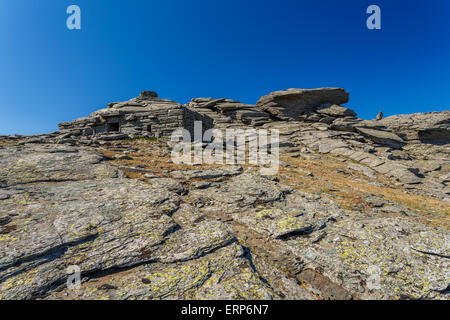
[0,87,449,300]
[56,87,354,143]
[256,88,350,121]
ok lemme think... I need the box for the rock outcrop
[184,97,271,129]
[0,87,449,300]
[375,112,450,143]
[58,91,184,142]
[332,111,450,145]
[256,88,350,121]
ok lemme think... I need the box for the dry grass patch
[279,154,450,229]
[100,139,254,182]
[100,140,449,229]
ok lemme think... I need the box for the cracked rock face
[285,216,449,299]
[1,88,449,300]
[0,145,299,300]
[1,136,449,300]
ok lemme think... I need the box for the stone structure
[55,87,449,148]
[58,88,354,141]
[58,91,184,140]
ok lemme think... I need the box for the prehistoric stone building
[58,91,185,140]
[58,91,276,141]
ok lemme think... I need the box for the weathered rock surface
[317,104,357,117]
[184,97,271,129]
[332,111,450,145]
[0,145,117,187]
[0,145,257,300]
[0,87,449,300]
[374,111,450,143]
[257,88,350,121]
[170,166,243,180]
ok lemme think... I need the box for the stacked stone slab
[58,91,184,140]
[56,88,448,152]
[256,87,351,122]
[184,97,271,130]
[331,112,450,145]
[371,111,450,143]
[57,88,355,143]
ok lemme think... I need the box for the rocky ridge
[0,88,449,300]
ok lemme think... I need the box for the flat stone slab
[233,208,314,239]
[355,127,405,145]
[170,166,243,180]
[0,145,117,187]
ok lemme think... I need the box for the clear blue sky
[0,0,449,134]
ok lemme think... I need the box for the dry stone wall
[58,91,185,140]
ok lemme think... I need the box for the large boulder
[256,88,350,121]
[317,104,357,117]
